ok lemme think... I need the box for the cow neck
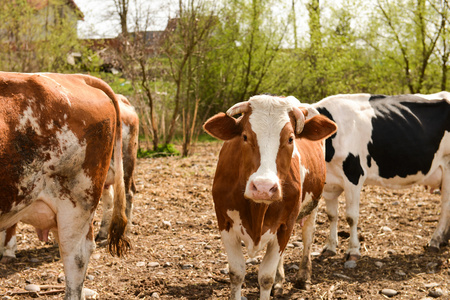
[245,200,270,245]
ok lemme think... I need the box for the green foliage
[196,133,221,143]
[3,0,450,156]
[137,144,180,158]
[193,0,289,117]
[97,73,134,96]
[0,0,83,73]
[75,46,103,73]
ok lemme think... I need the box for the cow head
[204,95,336,204]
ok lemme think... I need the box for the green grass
[137,143,180,158]
[196,133,220,143]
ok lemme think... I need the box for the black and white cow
[311,93,450,266]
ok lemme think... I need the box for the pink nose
[249,178,279,200]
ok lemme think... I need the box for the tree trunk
[139,59,159,151]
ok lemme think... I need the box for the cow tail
[83,75,131,257]
[108,110,131,257]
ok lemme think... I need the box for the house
[83,30,166,73]
[27,0,84,40]
[0,0,85,71]
[0,0,84,43]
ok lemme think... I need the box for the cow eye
[243,134,248,142]
[288,136,294,144]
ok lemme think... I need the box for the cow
[0,72,130,299]
[96,94,139,242]
[203,95,337,300]
[0,94,139,260]
[313,93,450,267]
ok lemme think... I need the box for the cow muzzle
[245,177,282,203]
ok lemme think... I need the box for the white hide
[225,210,276,258]
[17,101,42,135]
[3,123,92,232]
[416,91,450,101]
[122,123,131,154]
[0,230,16,258]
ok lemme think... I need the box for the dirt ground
[0,142,449,299]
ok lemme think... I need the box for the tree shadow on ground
[161,246,449,299]
[0,244,60,278]
[308,247,449,285]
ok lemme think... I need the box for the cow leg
[322,185,343,257]
[57,210,96,300]
[344,183,363,262]
[429,164,450,250]
[296,206,318,290]
[272,253,285,297]
[51,228,60,249]
[125,185,134,231]
[96,185,114,242]
[0,225,17,263]
[221,230,245,300]
[258,240,283,300]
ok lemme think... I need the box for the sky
[73,0,350,40]
[74,0,177,39]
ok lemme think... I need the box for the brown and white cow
[203,95,337,299]
[96,94,139,241]
[0,94,139,258]
[0,72,130,299]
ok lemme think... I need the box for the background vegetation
[1,0,449,156]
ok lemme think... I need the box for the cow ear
[203,112,242,141]
[298,115,337,141]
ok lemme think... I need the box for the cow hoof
[425,244,440,253]
[345,253,360,261]
[272,286,283,297]
[344,254,360,268]
[344,260,357,269]
[321,249,336,258]
[0,255,16,264]
[294,280,311,290]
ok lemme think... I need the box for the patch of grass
[196,133,219,143]
[137,144,180,158]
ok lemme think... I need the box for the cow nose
[250,178,279,199]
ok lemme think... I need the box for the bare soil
[1,142,449,299]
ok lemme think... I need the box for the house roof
[27,0,84,20]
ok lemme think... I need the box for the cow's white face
[240,96,298,203]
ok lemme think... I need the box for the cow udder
[20,200,57,242]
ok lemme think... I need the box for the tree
[431,0,450,90]
[111,3,163,152]
[366,0,445,93]
[161,0,217,156]
[0,0,37,72]
[114,0,130,36]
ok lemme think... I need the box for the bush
[137,144,180,158]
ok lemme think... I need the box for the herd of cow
[0,72,448,299]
